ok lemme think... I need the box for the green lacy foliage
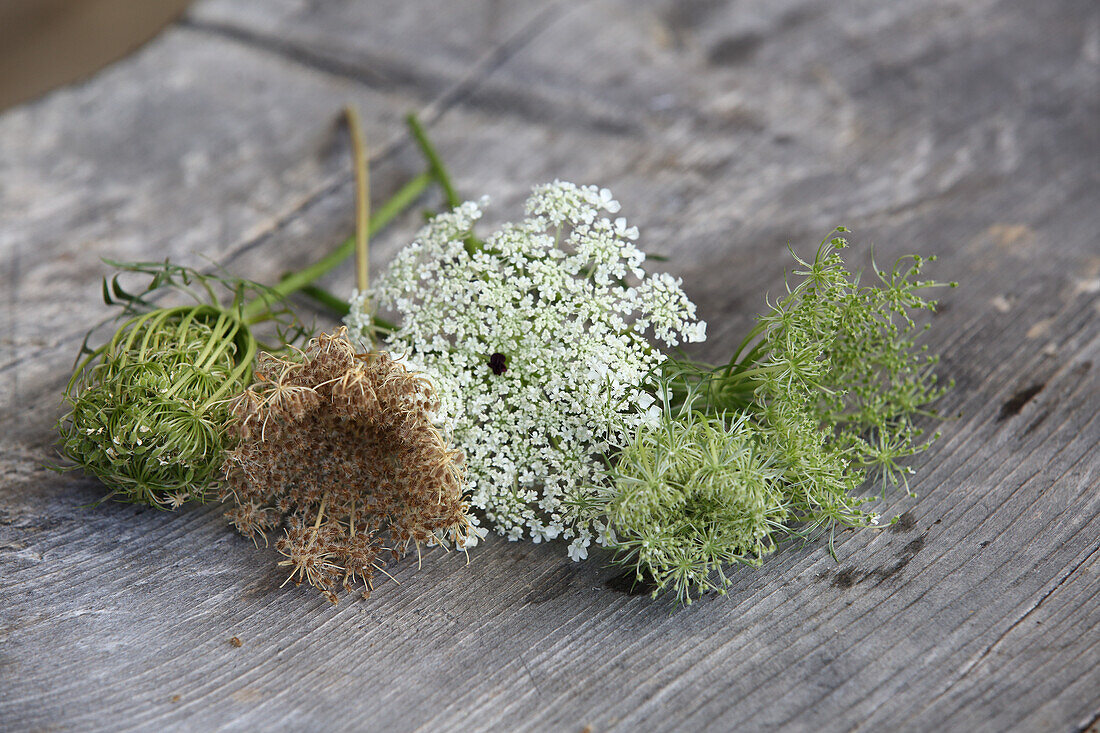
[58,262,307,508]
[594,231,957,604]
[745,233,954,491]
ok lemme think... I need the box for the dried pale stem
[345,105,374,351]
[313,491,329,533]
[372,563,403,586]
[345,105,371,295]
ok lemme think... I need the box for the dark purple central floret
[488,353,507,375]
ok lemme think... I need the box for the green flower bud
[59,304,256,507]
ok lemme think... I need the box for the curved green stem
[406,113,459,209]
[724,322,767,374]
[407,112,484,255]
[292,282,352,316]
[239,170,433,324]
[283,278,397,333]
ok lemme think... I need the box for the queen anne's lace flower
[346,181,706,557]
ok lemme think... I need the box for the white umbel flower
[346,181,706,558]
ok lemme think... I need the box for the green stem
[406,112,485,255]
[406,113,459,209]
[239,170,433,324]
[292,282,352,316]
[286,279,397,333]
[724,322,767,375]
[371,315,396,333]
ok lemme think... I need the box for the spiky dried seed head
[221,328,473,601]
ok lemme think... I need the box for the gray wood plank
[1,0,1098,731]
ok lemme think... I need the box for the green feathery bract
[593,230,957,604]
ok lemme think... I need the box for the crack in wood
[176,18,412,91]
[1074,708,1100,733]
[519,653,542,697]
[889,510,918,533]
[179,2,573,125]
[818,533,928,590]
[997,382,1046,421]
[605,569,658,597]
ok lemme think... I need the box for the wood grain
[1,0,1098,731]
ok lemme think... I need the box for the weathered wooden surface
[1,0,1098,730]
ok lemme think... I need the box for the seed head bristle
[221,328,473,602]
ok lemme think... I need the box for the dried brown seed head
[220,328,473,602]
